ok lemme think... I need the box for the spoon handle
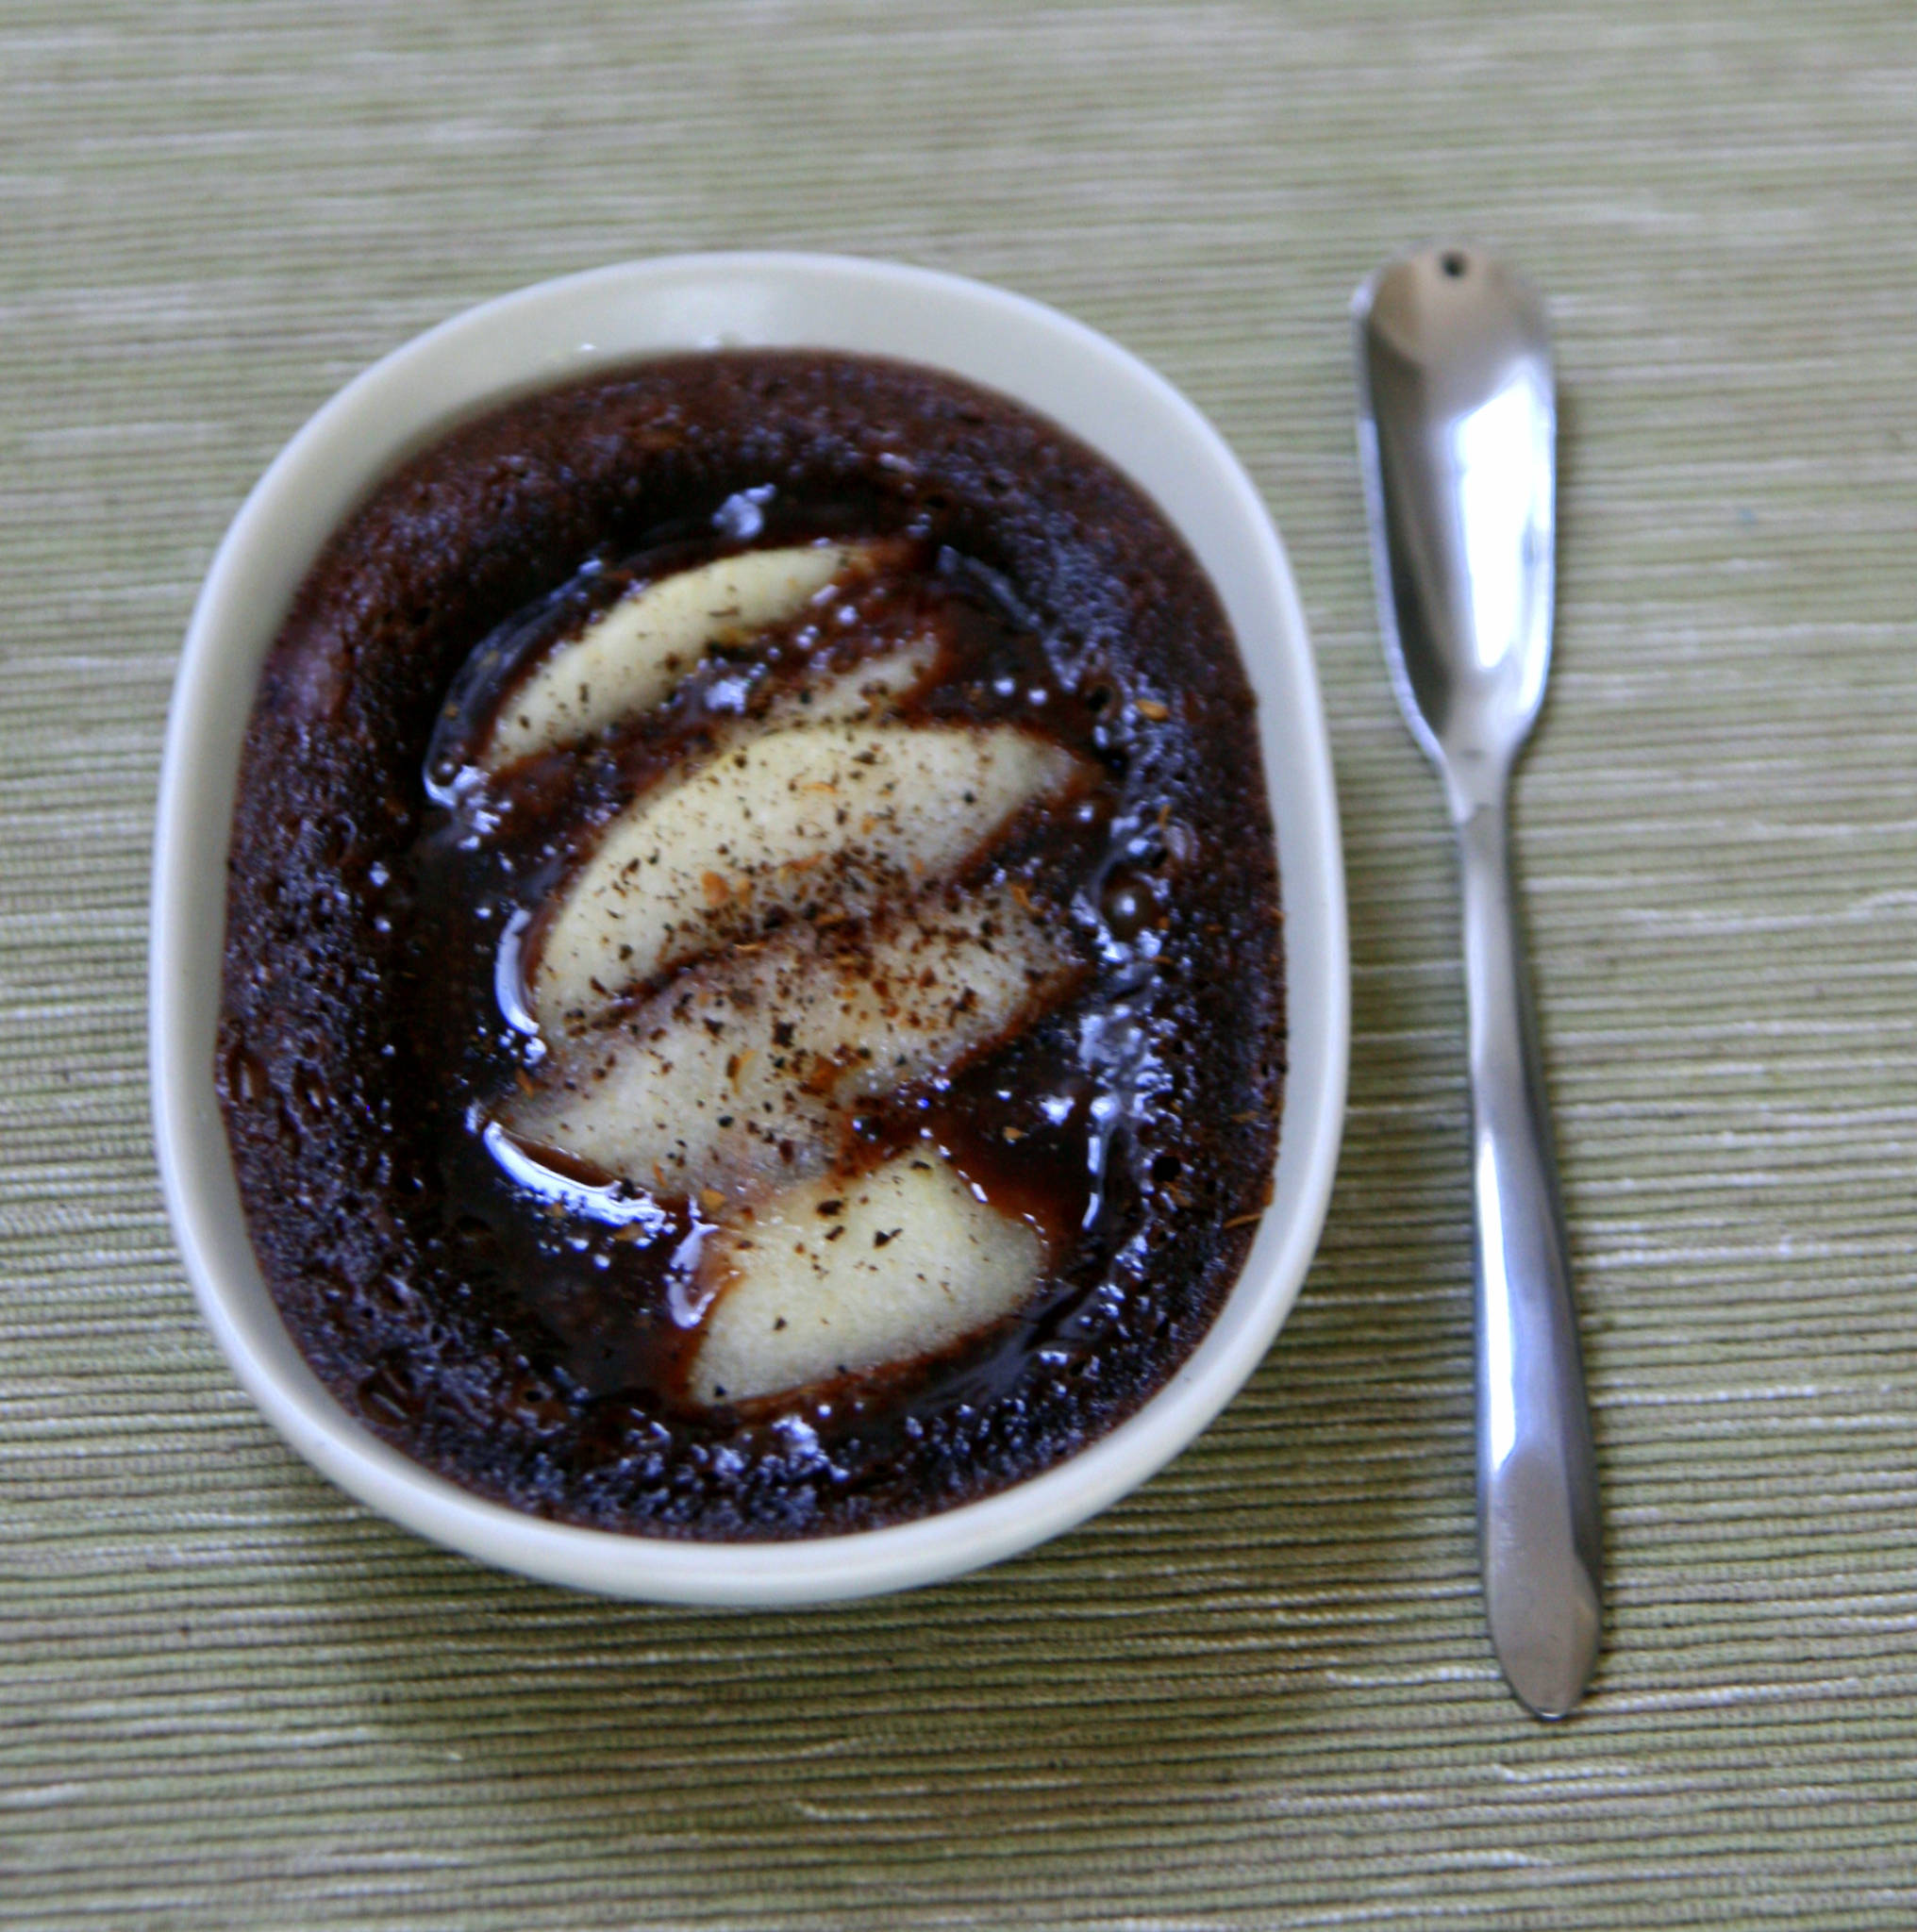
[1456,794,1603,1719]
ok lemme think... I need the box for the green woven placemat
[5,3,1914,1925]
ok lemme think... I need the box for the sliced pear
[503,884,1078,1196]
[688,1149,1045,1406]
[758,635,938,730]
[482,542,874,769]
[530,722,1084,1028]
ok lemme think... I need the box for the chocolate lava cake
[217,351,1285,1539]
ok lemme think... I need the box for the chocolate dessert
[217,351,1284,1539]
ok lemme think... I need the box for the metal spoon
[1352,243,1602,1719]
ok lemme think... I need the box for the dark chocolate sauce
[218,352,1284,1539]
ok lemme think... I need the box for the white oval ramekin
[151,253,1348,1604]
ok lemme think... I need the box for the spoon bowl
[1358,245,1555,805]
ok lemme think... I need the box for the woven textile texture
[4,2,1915,1925]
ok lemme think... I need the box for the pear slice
[530,722,1084,1029]
[502,884,1078,1197]
[687,1149,1045,1406]
[758,635,938,730]
[482,542,875,769]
